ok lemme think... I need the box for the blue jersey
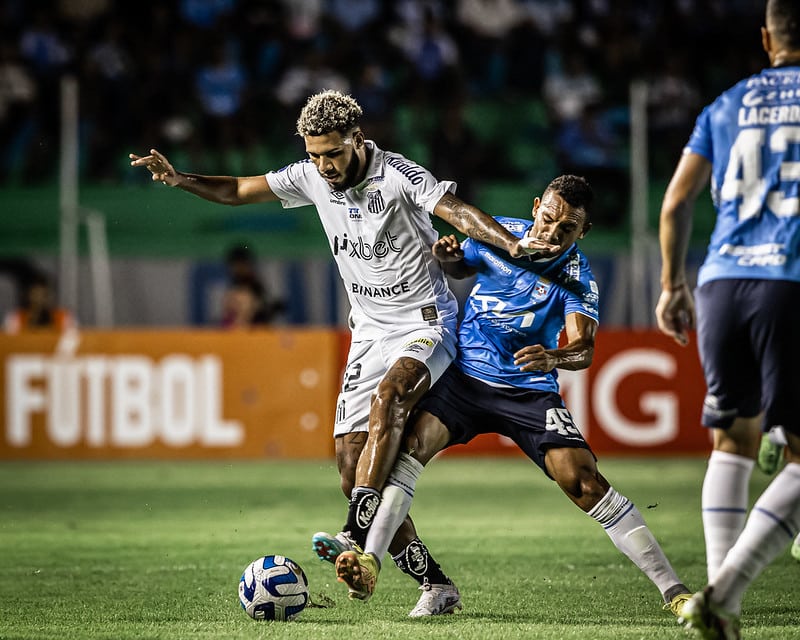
[684,65,800,285]
[456,217,599,393]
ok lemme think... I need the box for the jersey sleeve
[265,161,315,208]
[683,104,713,161]
[562,255,599,323]
[386,153,456,213]
[459,237,482,269]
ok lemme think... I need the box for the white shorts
[333,325,457,437]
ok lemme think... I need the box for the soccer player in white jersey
[130,90,546,616]
[331,175,692,618]
[656,1,800,637]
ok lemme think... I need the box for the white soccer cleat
[408,582,462,617]
[311,531,355,563]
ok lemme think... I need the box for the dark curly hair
[544,175,594,218]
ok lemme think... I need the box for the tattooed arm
[433,192,555,258]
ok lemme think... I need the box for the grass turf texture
[0,458,795,639]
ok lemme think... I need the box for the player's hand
[655,284,695,346]
[510,236,560,259]
[513,344,556,373]
[129,148,179,186]
[432,234,464,262]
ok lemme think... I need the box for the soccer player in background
[325,175,692,617]
[130,89,546,616]
[655,1,800,637]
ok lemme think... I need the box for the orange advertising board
[0,329,338,459]
[441,329,712,457]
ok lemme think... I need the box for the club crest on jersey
[367,190,385,213]
[534,279,551,297]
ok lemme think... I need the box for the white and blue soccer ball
[238,555,309,621]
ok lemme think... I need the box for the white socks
[702,450,755,581]
[710,462,800,615]
[587,487,684,599]
[364,453,424,562]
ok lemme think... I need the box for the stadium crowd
[0,0,766,225]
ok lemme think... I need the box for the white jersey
[266,141,459,340]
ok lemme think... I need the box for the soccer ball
[238,555,309,621]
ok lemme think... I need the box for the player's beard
[326,151,361,191]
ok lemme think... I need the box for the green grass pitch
[0,457,796,639]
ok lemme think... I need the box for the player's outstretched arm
[129,148,278,206]
[514,313,597,373]
[655,152,710,346]
[433,193,558,259]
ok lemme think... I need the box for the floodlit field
[0,458,795,639]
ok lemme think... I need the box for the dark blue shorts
[695,278,800,435]
[414,364,594,477]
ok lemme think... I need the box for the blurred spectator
[391,4,461,100]
[16,8,71,182]
[221,244,283,327]
[194,42,248,153]
[179,0,236,30]
[555,100,628,227]
[0,40,37,182]
[351,61,394,147]
[4,271,76,334]
[543,49,602,125]
[274,46,349,108]
[455,0,525,94]
[429,97,485,203]
[646,52,701,176]
[220,277,271,328]
[83,17,135,181]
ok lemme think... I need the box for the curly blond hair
[296,90,363,137]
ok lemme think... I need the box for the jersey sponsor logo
[333,231,402,260]
[483,250,513,275]
[718,243,786,266]
[470,284,536,333]
[351,281,411,298]
[385,155,425,185]
[367,189,385,213]
[348,207,363,220]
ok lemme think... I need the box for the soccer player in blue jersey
[330,174,692,617]
[655,1,800,637]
